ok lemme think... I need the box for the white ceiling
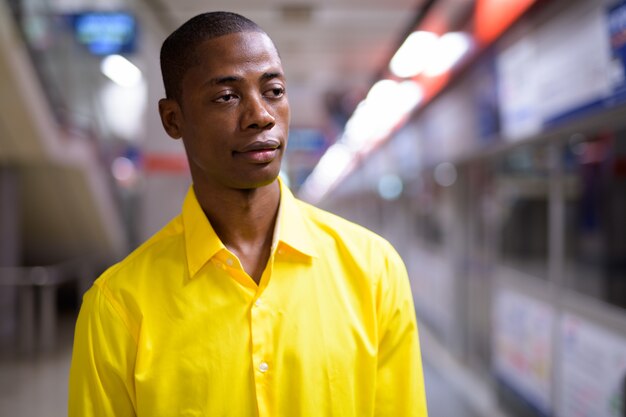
[145,0,427,128]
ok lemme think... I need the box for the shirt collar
[182,187,226,279]
[274,177,318,259]
[182,178,317,279]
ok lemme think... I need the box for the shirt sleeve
[374,244,429,417]
[68,283,138,417]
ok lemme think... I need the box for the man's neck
[194,180,281,284]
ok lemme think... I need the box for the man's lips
[236,139,281,153]
[234,139,281,163]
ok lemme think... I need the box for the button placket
[251,294,270,372]
[250,291,272,416]
[250,260,275,417]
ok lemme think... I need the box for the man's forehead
[186,32,283,79]
[196,31,279,59]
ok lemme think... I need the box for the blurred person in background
[68,11,428,417]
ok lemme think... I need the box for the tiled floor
[423,361,479,417]
[0,314,74,417]
[0,315,508,417]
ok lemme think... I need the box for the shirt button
[254,298,262,307]
[259,361,269,373]
[226,258,234,266]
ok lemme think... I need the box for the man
[68,11,428,417]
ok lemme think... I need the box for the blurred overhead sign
[69,12,137,55]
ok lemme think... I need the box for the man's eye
[266,87,285,98]
[215,93,238,103]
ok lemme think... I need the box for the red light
[143,153,189,174]
[475,0,537,44]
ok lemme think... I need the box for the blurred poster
[496,37,542,141]
[534,0,614,124]
[558,314,626,417]
[493,289,554,416]
[606,0,626,105]
[472,56,501,144]
[496,0,626,137]
[610,0,626,65]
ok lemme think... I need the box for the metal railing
[0,259,96,353]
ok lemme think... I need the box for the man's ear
[158,98,183,139]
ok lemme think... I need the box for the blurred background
[1,0,626,416]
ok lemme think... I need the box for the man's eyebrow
[208,75,243,85]
[261,72,285,81]
[206,72,284,86]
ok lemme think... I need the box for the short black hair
[160,11,265,101]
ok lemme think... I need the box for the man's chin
[230,171,281,191]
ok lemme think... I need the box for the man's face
[160,31,290,191]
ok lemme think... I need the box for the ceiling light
[344,79,423,149]
[100,54,142,87]
[423,32,472,77]
[389,31,438,78]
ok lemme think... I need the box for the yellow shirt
[68,180,428,417]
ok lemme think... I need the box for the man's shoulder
[97,215,184,288]
[295,198,396,254]
[293,198,406,290]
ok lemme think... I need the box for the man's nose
[241,95,276,130]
